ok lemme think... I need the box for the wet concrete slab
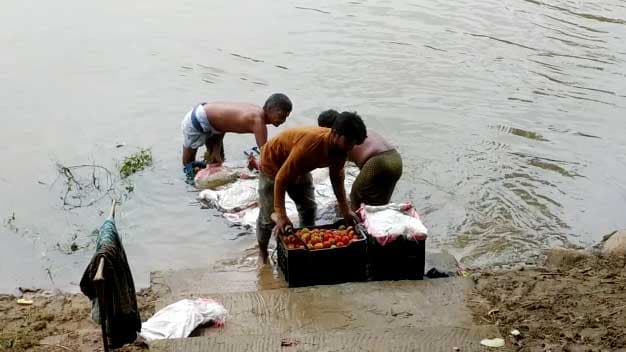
[154,274,476,335]
[150,265,288,299]
[151,326,509,351]
[150,251,460,299]
[148,257,503,351]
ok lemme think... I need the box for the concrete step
[150,265,288,300]
[154,278,476,336]
[149,252,460,300]
[150,326,510,352]
[146,259,494,352]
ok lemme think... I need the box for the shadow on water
[526,157,582,178]
[523,0,626,25]
[491,125,550,142]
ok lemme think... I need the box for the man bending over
[256,112,367,263]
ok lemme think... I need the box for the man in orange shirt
[256,112,367,263]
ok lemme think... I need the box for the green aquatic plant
[119,148,153,179]
[54,147,153,209]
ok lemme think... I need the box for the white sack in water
[199,167,358,229]
[199,179,258,213]
[194,161,254,190]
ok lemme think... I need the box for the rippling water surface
[1,0,625,292]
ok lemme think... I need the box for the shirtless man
[318,109,403,210]
[181,93,292,176]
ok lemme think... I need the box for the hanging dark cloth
[80,219,141,349]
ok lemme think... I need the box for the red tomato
[336,241,345,247]
[323,241,331,248]
[329,238,336,246]
[342,236,350,244]
[314,242,324,250]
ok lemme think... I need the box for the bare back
[203,102,265,134]
[348,130,394,168]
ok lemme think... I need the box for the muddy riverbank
[3,244,625,351]
[0,289,156,352]
[469,248,626,351]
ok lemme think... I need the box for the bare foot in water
[258,248,269,265]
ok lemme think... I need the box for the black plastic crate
[276,220,368,287]
[367,235,426,281]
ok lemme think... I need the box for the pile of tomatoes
[282,225,359,250]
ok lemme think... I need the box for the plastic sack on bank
[357,202,428,246]
[139,298,228,342]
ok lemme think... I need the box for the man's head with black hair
[318,109,339,128]
[318,110,367,153]
[263,93,292,126]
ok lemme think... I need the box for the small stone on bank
[480,338,505,348]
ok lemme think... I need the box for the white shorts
[181,104,221,149]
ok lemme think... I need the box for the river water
[1,0,625,293]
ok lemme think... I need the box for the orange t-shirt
[260,127,348,217]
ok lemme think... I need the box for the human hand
[271,213,294,235]
[247,155,259,171]
[342,210,361,226]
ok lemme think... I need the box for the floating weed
[54,147,153,209]
[119,148,153,179]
